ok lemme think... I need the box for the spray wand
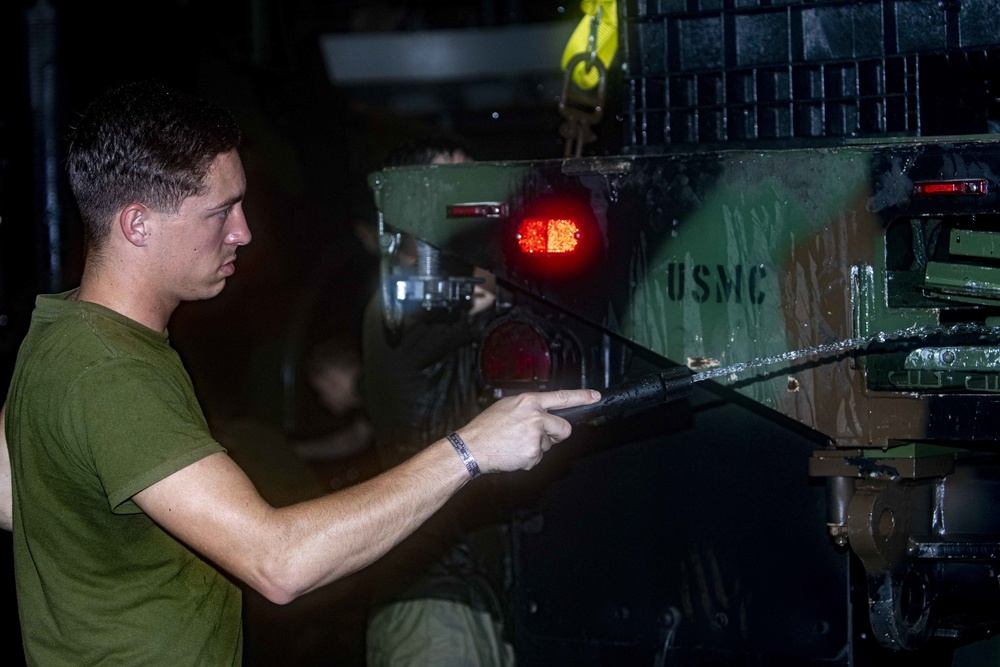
[549,366,695,424]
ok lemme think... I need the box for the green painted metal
[860,443,964,458]
[925,262,1000,300]
[370,136,1000,444]
[950,229,1000,260]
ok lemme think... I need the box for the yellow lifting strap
[561,0,618,90]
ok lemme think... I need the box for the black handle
[550,366,694,424]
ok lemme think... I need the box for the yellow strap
[561,0,618,90]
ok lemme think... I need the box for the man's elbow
[246,556,338,606]
[249,552,362,605]
[257,583,298,606]
[244,559,305,605]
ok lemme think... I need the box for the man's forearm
[134,388,599,605]
[134,437,468,605]
[263,437,470,600]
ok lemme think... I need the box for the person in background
[361,137,517,666]
[0,80,598,665]
[286,335,377,497]
[293,336,373,465]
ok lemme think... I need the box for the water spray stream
[691,323,1000,384]
[551,323,1000,424]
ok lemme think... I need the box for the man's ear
[119,204,151,247]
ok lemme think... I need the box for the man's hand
[453,388,600,474]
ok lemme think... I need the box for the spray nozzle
[550,366,694,425]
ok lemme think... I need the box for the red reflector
[517,218,580,254]
[446,203,507,218]
[480,320,552,384]
[913,180,988,197]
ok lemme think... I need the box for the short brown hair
[66,80,242,255]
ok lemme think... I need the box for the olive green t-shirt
[5,292,242,665]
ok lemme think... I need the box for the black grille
[621,0,1000,151]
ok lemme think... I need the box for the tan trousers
[366,598,515,667]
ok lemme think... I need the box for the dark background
[4,2,1000,666]
[0,1,626,664]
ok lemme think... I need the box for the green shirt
[6,292,242,666]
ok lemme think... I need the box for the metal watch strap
[446,432,481,479]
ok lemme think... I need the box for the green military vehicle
[370,1,1000,664]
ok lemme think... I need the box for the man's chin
[205,280,228,300]
[182,280,228,303]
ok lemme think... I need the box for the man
[0,80,598,665]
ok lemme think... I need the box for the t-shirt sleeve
[61,357,224,514]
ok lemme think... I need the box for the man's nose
[226,207,252,246]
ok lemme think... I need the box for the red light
[446,203,507,218]
[480,320,552,385]
[517,218,580,254]
[913,179,988,197]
